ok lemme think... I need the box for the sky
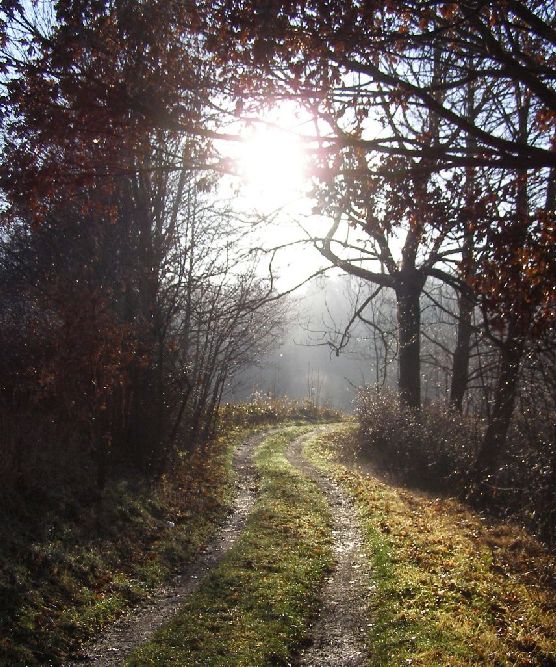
[215,104,348,291]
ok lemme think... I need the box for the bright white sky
[216,101,414,295]
[217,104,337,291]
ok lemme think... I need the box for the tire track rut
[286,428,371,667]
[67,429,271,667]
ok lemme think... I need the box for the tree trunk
[451,54,477,413]
[474,327,525,483]
[450,289,474,411]
[396,273,423,409]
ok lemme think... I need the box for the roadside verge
[306,425,556,666]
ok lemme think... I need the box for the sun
[220,105,327,289]
[235,118,309,211]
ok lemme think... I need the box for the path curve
[66,429,271,667]
[286,428,371,667]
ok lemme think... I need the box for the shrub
[356,388,556,544]
[488,415,556,544]
[356,388,479,493]
[219,393,343,428]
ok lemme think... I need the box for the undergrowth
[356,388,556,543]
[125,426,334,667]
[219,393,343,428]
[307,425,556,666]
[356,388,478,493]
[0,424,251,665]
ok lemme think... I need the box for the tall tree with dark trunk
[473,91,556,484]
[450,65,479,413]
[202,1,555,411]
[314,50,472,409]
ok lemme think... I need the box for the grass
[219,395,344,428]
[0,424,253,666]
[125,425,334,666]
[306,424,556,667]
[0,398,342,665]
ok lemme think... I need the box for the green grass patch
[126,425,334,667]
[0,424,255,666]
[306,425,556,666]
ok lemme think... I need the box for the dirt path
[286,428,371,667]
[67,429,270,667]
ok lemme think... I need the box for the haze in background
[226,274,396,411]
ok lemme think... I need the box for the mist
[226,274,397,410]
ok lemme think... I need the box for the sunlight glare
[221,106,327,290]
[236,122,308,211]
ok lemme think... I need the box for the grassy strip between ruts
[0,423,262,666]
[125,425,334,667]
[305,424,556,667]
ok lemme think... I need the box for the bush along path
[285,428,371,666]
[68,428,275,666]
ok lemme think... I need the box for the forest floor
[72,422,555,666]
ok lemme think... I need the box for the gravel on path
[286,428,371,667]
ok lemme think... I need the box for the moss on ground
[306,425,556,666]
[125,426,334,667]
